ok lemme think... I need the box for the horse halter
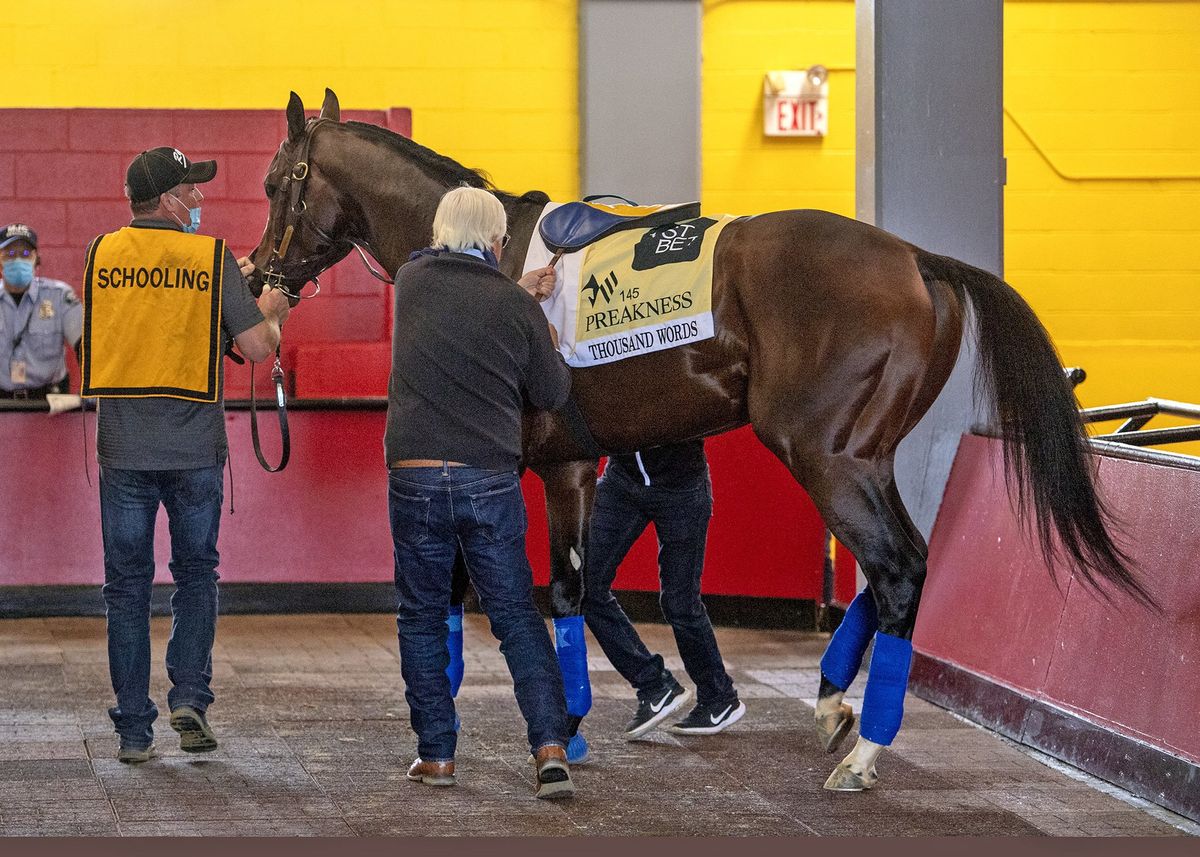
[258,117,330,301]
[258,118,394,299]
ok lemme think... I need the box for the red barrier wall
[915,434,1200,765]
[0,414,825,599]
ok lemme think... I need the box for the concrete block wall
[4,1,578,202]
[0,107,409,398]
[1004,1,1200,452]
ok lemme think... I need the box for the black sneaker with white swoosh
[623,678,691,739]
[668,698,747,735]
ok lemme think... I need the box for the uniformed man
[0,224,83,399]
[83,146,291,764]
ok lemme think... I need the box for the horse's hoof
[823,762,877,792]
[815,703,855,754]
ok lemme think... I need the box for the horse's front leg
[532,459,599,747]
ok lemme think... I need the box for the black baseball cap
[125,147,217,204]
[0,223,37,250]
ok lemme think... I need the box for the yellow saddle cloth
[525,203,736,368]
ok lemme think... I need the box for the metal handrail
[1081,398,1200,426]
[1066,368,1200,465]
[1081,398,1200,449]
[1089,438,1200,473]
[972,368,1200,469]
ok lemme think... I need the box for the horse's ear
[286,91,306,141]
[319,88,341,123]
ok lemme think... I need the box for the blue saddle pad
[539,200,701,254]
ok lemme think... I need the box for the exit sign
[769,97,826,136]
[763,69,829,137]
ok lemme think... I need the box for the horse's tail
[915,249,1156,610]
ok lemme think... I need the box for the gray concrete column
[579,0,701,204]
[856,0,1005,541]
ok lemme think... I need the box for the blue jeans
[582,463,736,706]
[99,465,223,748]
[388,464,567,761]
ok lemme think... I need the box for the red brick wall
[0,106,411,398]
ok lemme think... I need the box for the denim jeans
[388,464,567,761]
[99,465,223,748]
[582,463,736,706]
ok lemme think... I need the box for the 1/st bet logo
[655,223,700,254]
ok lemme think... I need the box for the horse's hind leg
[764,446,927,790]
[815,473,928,755]
[818,462,927,790]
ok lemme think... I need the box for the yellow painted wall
[10,0,1200,448]
[3,0,578,200]
[701,0,1200,452]
[1004,0,1200,445]
[701,0,857,216]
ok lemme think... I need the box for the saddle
[539,195,701,255]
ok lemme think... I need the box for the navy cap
[0,223,37,250]
[125,147,217,204]
[0,222,37,248]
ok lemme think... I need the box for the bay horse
[247,89,1150,791]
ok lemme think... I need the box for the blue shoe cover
[567,732,590,765]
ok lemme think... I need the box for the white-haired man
[385,185,575,799]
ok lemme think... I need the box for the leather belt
[390,459,467,468]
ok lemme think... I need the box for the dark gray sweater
[384,252,571,470]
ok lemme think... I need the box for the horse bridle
[258,117,328,301]
[247,118,398,473]
[258,117,394,300]
[247,118,330,474]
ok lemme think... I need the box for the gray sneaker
[169,706,218,753]
[117,742,157,764]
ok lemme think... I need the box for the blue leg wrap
[859,632,913,746]
[554,615,592,718]
[446,605,464,698]
[819,589,879,691]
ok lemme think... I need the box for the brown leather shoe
[533,744,575,799]
[406,757,456,787]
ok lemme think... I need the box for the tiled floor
[0,613,1193,837]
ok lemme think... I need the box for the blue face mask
[170,195,202,234]
[2,259,34,288]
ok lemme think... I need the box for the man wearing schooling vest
[82,146,291,764]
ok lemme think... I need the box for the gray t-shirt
[96,220,264,470]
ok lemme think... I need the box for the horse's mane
[343,120,549,205]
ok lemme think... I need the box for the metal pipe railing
[1088,438,1200,473]
[1090,424,1200,447]
[1080,398,1200,426]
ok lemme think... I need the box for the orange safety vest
[81,227,224,402]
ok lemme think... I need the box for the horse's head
[247,88,355,301]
